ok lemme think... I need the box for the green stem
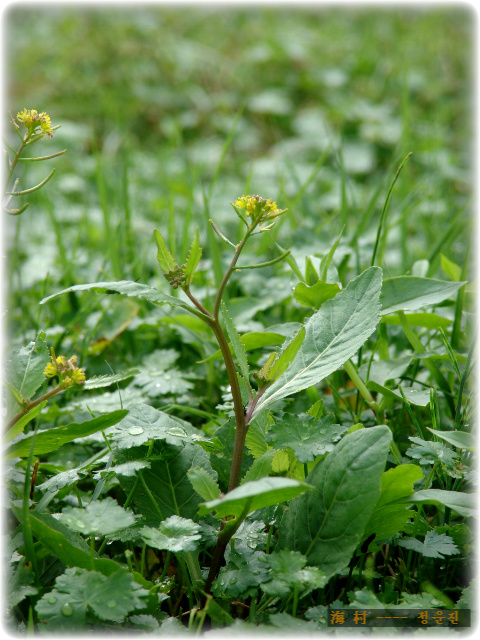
[5,385,64,432]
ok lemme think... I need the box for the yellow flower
[43,362,58,378]
[234,194,286,227]
[71,368,86,385]
[16,108,54,138]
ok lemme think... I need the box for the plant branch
[4,385,64,432]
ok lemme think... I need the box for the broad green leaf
[440,254,462,281]
[133,350,194,398]
[141,515,201,552]
[396,489,475,518]
[154,228,177,273]
[397,531,459,558]
[37,469,84,493]
[118,441,216,525]
[5,410,127,460]
[361,464,424,542]
[381,312,452,329]
[241,449,276,484]
[221,301,251,387]
[5,334,50,417]
[294,280,341,309]
[198,477,312,518]
[36,568,148,629]
[265,326,306,383]
[83,369,138,390]
[5,400,48,442]
[184,227,202,285]
[40,280,193,312]
[110,403,205,449]
[367,381,431,406]
[93,460,151,479]
[277,425,391,580]
[253,267,382,416]
[14,509,150,586]
[187,467,221,501]
[87,298,140,355]
[59,497,137,536]
[265,413,348,463]
[359,356,412,387]
[377,464,424,507]
[380,276,465,315]
[427,427,475,452]
[245,415,269,460]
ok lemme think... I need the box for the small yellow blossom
[234,195,286,227]
[43,362,58,378]
[62,377,74,389]
[16,108,54,138]
[71,368,86,385]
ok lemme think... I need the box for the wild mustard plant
[3,109,66,215]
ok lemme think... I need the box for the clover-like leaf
[35,567,148,629]
[266,413,348,462]
[212,549,270,598]
[141,515,201,552]
[59,497,136,536]
[133,349,194,398]
[262,550,327,596]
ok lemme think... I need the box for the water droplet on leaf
[164,374,172,380]
[166,427,187,437]
[229,577,237,584]
[61,603,74,617]
[128,426,144,435]
[107,600,117,608]
[48,596,57,604]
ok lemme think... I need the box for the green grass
[4,4,475,635]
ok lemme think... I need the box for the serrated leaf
[406,436,459,468]
[141,515,201,552]
[277,425,391,580]
[59,497,137,536]
[133,350,194,398]
[83,369,138,390]
[213,549,270,598]
[253,267,382,417]
[266,413,348,463]
[5,410,127,460]
[397,530,459,558]
[221,301,251,387]
[187,467,221,501]
[184,227,202,285]
[427,428,475,452]
[262,550,327,596]
[37,469,84,493]
[154,228,177,273]
[198,477,312,518]
[40,280,193,312]
[35,567,148,629]
[7,557,38,608]
[94,460,151,479]
[380,276,465,315]
[5,335,50,417]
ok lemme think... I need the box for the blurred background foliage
[5,3,474,342]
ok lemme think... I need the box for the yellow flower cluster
[16,108,54,137]
[44,354,86,387]
[234,195,286,228]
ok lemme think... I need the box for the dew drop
[48,596,57,604]
[229,577,237,585]
[61,603,74,617]
[164,374,172,381]
[107,599,117,608]
[319,429,326,434]
[258,556,268,563]
[247,540,257,549]
[128,426,144,435]
[75,520,86,529]
[155,383,161,388]
[252,571,259,576]
[167,427,187,437]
